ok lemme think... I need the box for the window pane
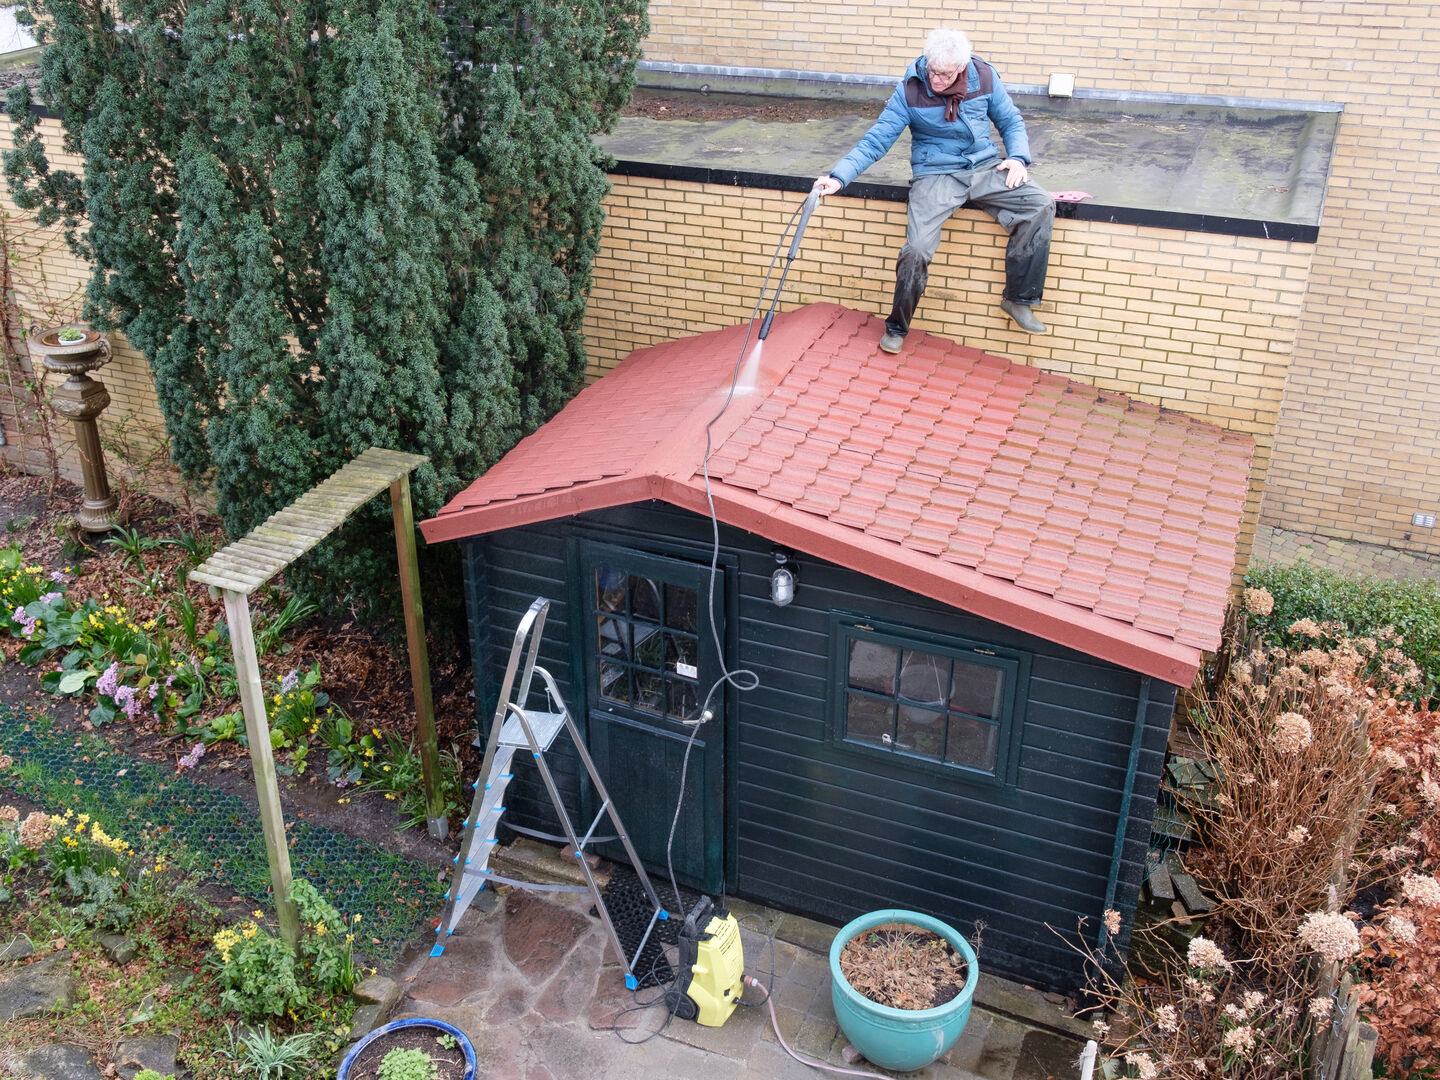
[665,632,698,672]
[597,616,626,659]
[899,650,949,709]
[600,662,629,703]
[635,670,663,712]
[945,715,999,771]
[634,621,663,668]
[665,584,697,632]
[667,680,700,722]
[896,704,944,760]
[596,568,626,614]
[950,662,1004,720]
[846,694,893,747]
[848,640,897,694]
[631,575,662,622]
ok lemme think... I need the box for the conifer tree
[6,0,647,612]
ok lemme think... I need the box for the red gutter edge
[417,474,660,545]
[419,470,1204,686]
[658,477,1202,688]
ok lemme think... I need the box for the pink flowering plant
[36,599,202,729]
[1,546,72,650]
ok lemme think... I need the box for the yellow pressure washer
[665,896,745,1027]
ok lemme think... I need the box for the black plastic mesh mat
[600,864,705,989]
[0,706,443,962]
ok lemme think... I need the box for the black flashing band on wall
[613,159,1320,245]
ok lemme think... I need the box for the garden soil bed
[838,922,969,1011]
[0,470,475,871]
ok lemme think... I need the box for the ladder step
[498,709,567,752]
[436,597,666,990]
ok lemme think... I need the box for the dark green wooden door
[577,542,724,895]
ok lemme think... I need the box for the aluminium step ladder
[432,597,669,989]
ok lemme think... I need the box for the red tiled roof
[421,304,1254,685]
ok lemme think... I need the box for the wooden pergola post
[391,473,445,840]
[190,448,445,949]
[223,588,301,948]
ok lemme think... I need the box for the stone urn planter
[829,908,980,1072]
[337,1017,475,1080]
[26,325,118,532]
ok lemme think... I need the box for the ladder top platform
[190,448,428,595]
[499,710,567,752]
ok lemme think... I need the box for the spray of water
[732,340,766,396]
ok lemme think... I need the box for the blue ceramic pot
[336,1017,476,1080]
[829,909,979,1072]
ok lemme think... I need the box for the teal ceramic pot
[829,909,980,1072]
[337,1017,476,1080]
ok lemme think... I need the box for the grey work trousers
[885,167,1055,337]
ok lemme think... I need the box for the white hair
[923,27,972,71]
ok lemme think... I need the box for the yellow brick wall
[642,1,1440,556]
[0,117,170,493]
[586,176,1315,569]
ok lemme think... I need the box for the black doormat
[598,865,705,989]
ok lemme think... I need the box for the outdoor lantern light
[770,551,796,607]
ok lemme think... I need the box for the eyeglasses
[928,66,960,83]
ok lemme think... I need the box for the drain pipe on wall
[1099,675,1152,951]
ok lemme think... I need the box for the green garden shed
[419,303,1253,989]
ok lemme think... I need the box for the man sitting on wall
[814,27,1055,348]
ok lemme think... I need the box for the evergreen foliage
[6,0,648,612]
[1245,560,1440,704]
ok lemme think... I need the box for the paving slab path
[390,887,1086,1080]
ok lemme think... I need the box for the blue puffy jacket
[829,55,1031,188]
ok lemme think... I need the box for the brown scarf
[932,64,968,122]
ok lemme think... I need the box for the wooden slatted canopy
[191,447,428,594]
[193,447,442,949]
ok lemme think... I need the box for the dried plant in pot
[828,909,980,1071]
[336,1018,475,1080]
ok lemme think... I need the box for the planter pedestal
[27,327,117,532]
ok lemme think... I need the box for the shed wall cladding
[461,501,1178,988]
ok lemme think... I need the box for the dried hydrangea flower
[1187,936,1229,972]
[1401,871,1440,909]
[1271,712,1313,754]
[1288,618,1323,638]
[1385,913,1417,945]
[1308,996,1334,1020]
[1419,777,1440,808]
[0,805,19,826]
[1242,587,1274,616]
[1103,909,1121,936]
[1297,911,1360,963]
[1285,825,1310,844]
[1124,1051,1159,1080]
[1223,1026,1257,1054]
[18,811,55,851]
[1155,1004,1178,1032]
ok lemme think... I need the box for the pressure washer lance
[756,186,820,340]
